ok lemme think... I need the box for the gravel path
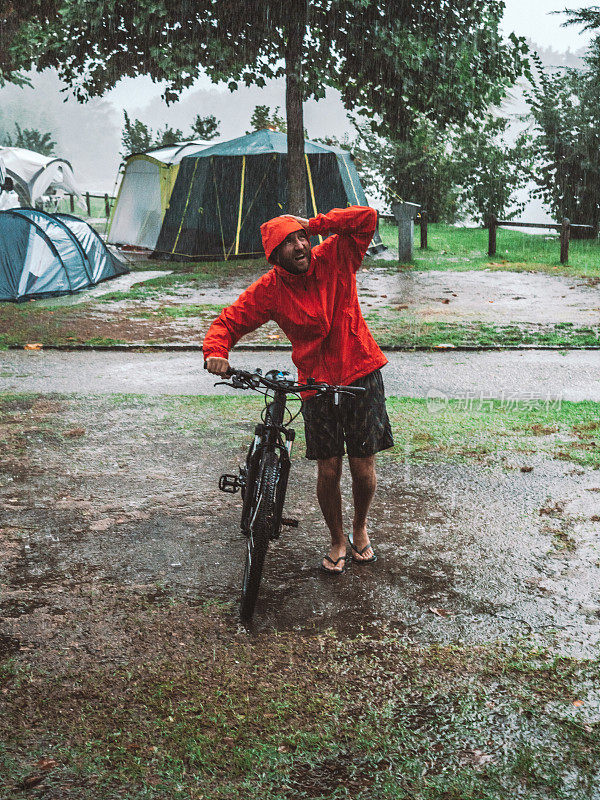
[1,349,598,401]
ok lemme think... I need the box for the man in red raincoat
[204,206,393,573]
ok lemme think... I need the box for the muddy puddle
[148,267,600,324]
[2,395,600,671]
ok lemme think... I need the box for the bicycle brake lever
[333,388,364,405]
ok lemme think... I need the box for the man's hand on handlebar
[205,357,231,376]
[203,362,367,398]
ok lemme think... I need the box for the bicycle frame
[240,386,294,539]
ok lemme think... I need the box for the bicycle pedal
[219,474,241,493]
[280,517,299,528]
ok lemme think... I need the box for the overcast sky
[501,0,593,50]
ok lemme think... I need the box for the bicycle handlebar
[204,362,366,396]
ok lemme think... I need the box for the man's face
[274,229,312,274]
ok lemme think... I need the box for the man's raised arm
[307,206,378,270]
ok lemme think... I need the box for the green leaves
[451,116,533,224]
[5,0,527,138]
[0,123,56,156]
[525,48,600,231]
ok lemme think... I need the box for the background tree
[0,1,59,88]
[0,122,56,155]
[154,125,185,148]
[326,112,532,226]
[562,5,600,32]
[120,112,155,159]
[248,105,287,133]
[190,114,220,141]
[524,51,600,234]
[348,117,459,223]
[5,1,529,218]
[120,113,221,159]
[451,116,532,225]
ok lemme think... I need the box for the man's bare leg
[348,455,377,561]
[316,456,346,571]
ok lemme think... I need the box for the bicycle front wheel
[240,450,280,621]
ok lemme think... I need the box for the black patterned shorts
[301,369,394,460]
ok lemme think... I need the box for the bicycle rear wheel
[240,450,280,621]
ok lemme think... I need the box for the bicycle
[209,366,365,622]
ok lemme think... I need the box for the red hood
[260,215,308,262]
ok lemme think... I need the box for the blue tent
[0,208,129,301]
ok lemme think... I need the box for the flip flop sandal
[320,554,348,574]
[348,536,378,564]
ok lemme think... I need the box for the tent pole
[235,156,246,256]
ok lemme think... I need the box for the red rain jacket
[202,206,388,386]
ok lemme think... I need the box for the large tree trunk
[285,0,307,217]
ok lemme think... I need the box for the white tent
[107,140,221,250]
[0,155,19,211]
[0,147,80,209]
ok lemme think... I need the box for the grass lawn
[53,195,112,222]
[1,223,600,349]
[363,317,600,349]
[385,396,600,469]
[377,221,600,278]
[169,394,600,471]
[103,221,600,288]
[3,625,600,800]
[118,222,600,283]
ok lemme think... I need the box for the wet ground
[2,257,600,676]
[33,270,171,307]
[30,265,600,327]
[101,265,600,326]
[139,266,600,325]
[3,258,598,354]
[359,269,600,323]
[2,394,600,670]
[1,348,599,400]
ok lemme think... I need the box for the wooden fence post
[69,194,74,212]
[560,218,570,264]
[104,193,110,217]
[85,192,91,217]
[420,210,428,249]
[488,215,497,257]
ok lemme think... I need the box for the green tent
[154,130,384,261]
